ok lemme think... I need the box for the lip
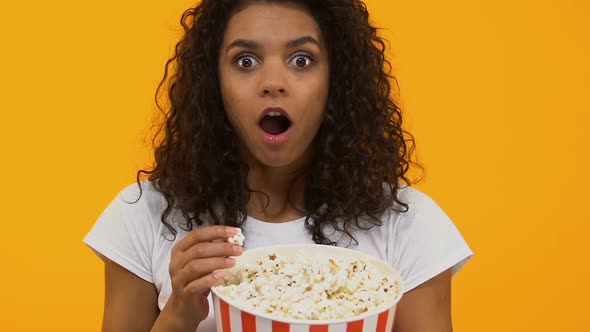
[258,126,292,146]
[257,106,293,146]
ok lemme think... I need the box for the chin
[255,153,301,169]
[258,158,296,169]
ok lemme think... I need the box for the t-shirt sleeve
[388,188,473,293]
[83,183,155,283]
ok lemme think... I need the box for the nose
[263,86,286,96]
[259,62,288,97]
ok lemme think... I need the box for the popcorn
[227,228,245,246]
[218,252,400,320]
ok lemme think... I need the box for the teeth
[267,111,283,117]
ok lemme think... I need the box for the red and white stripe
[213,297,396,332]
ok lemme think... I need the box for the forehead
[222,2,323,45]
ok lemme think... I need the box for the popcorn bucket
[211,244,403,332]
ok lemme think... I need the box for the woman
[84,0,473,331]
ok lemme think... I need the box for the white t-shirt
[84,182,473,331]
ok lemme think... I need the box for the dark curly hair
[136,0,419,245]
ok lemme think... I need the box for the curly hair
[136,0,419,245]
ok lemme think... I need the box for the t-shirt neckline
[245,214,307,224]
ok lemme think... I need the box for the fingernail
[233,245,243,255]
[225,257,236,266]
[213,271,224,279]
[225,227,237,236]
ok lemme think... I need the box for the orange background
[0,0,588,331]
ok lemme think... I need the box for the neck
[245,165,308,223]
[237,143,312,222]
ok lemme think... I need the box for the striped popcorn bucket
[211,244,403,332]
[213,295,397,332]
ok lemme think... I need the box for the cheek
[221,75,250,112]
[313,67,330,103]
[224,104,245,132]
[309,77,329,116]
[220,81,250,135]
[221,89,241,126]
[220,73,234,106]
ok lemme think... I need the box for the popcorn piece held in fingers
[227,228,245,246]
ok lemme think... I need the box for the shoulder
[396,185,442,214]
[390,185,455,233]
[84,181,168,283]
[106,181,169,232]
[386,185,473,291]
[117,180,163,206]
[117,181,167,211]
[380,184,443,221]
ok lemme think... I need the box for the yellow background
[0,0,588,330]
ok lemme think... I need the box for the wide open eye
[288,54,314,68]
[235,55,260,69]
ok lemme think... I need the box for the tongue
[260,116,290,135]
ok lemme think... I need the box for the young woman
[84,1,473,331]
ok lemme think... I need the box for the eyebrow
[286,36,321,49]
[224,35,322,54]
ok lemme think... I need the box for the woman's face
[219,2,330,170]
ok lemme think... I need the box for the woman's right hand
[153,225,243,331]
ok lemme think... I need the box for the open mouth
[259,111,292,135]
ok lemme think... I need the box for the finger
[178,242,243,269]
[179,256,236,286]
[175,225,238,252]
[184,270,227,298]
